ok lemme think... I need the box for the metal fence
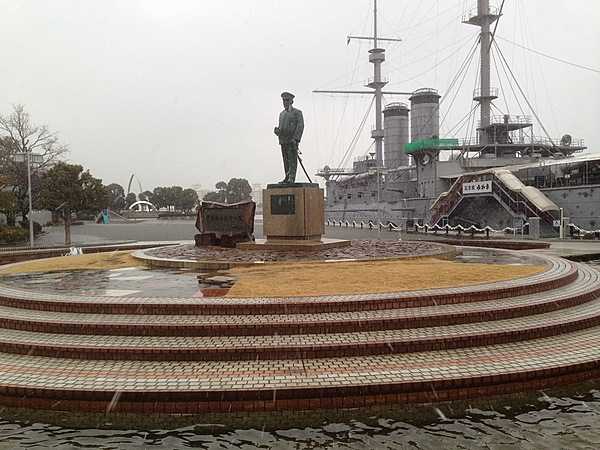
[325,218,600,240]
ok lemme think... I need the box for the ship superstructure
[316,0,599,235]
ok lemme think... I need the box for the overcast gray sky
[1,0,598,192]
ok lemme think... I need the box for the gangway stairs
[430,169,559,229]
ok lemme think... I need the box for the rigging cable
[517,0,537,114]
[440,37,480,129]
[334,96,375,175]
[391,36,477,84]
[386,33,473,76]
[496,36,600,74]
[487,0,506,52]
[414,35,479,139]
[493,40,526,117]
[446,103,479,137]
[434,0,440,87]
[465,51,481,145]
[493,40,556,145]
[385,0,413,53]
[491,47,510,114]
[326,5,372,164]
[390,0,463,37]
[315,5,372,91]
[361,140,375,158]
[394,13,463,66]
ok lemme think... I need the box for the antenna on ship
[313,0,406,204]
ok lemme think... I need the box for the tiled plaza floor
[0,246,597,413]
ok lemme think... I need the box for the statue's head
[281,91,294,109]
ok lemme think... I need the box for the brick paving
[0,253,571,315]
[141,240,456,266]
[0,247,598,413]
[0,265,596,361]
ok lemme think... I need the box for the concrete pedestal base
[262,183,325,240]
[240,183,351,251]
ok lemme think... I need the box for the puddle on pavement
[454,248,536,265]
[0,248,538,298]
[0,267,205,298]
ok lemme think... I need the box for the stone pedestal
[263,183,324,240]
[237,183,350,251]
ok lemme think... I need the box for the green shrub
[19,220,43,236]
[0,226,28,244]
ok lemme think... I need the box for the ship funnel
[383,102,410,169]
[409,88,441,142]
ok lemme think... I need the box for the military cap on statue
[281,91,295,100]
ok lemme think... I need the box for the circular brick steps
[0,249,598,413]
[0,255,576,315]
[0,326,599,413]
[0,264,597,360]
[0,260,591,340]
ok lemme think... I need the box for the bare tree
[0,105,68,222]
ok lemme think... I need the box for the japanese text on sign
[462,180,492,194]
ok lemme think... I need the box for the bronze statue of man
[274,91,304,184]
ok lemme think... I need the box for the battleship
[314,0,599,237]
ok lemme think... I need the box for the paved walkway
[0,249,597,413]
[4,219,600,261]
[535,240,600,260]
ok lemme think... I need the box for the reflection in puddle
[0,387,599,449]
[454,248,536,265]
[0,248,542,298]
[0,267,201,298]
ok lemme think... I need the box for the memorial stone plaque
[195,200,256,247]
[271,194,295,215]
[203,208,247,232]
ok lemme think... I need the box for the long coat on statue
[277,107,304,183]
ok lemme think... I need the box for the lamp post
[13,151,43,248]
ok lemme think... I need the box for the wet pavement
[0,267,202,298]
[145,240,451,263]
[24,220,600,262]
[0,384,600,449]
[0,249,539,299]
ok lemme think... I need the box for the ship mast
[313,0,404,202]
[370,0,385,179]
[464,0,500,145]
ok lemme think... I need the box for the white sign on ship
[462,180,492,194]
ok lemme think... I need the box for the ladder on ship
[430,170,559,229]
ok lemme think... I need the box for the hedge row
[0,226,29,244]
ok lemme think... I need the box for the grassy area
[227,258,545,297]
[0,251,143,275]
